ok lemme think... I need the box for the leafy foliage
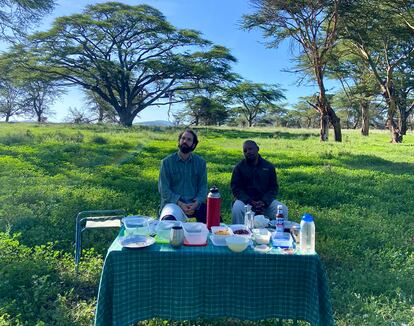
[25,2,237,126]
[0,0,55,41]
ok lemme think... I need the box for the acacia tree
[0,80,26,122]
[339,0,414,142]
[26,2,236,126]
[226,81,285,127]
[20,74,64,122]
[0,53,27,121]
[0,0,54,41]
[243,0,342,141]
[326,48,380,135]
[83,89,118,124]
[176,95,229,126]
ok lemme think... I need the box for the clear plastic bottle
[299,213,315,254]
[244,204,253,229]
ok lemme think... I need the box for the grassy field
[0,123,413,326]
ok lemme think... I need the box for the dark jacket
[230,155,279,207]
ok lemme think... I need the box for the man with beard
[231,140,288,224]
[158,129,207,222]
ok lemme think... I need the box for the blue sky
[13,0,332,122]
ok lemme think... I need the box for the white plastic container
[300,213,315,254]
[210,226,233,246]
[156,220,182,241]
[229,224,252,238]
[252,228,271,245]
[182,222,209,245]
[122,216,151,236]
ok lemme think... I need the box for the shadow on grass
[197,128,318,140]
[337,153,414,176]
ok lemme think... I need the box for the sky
[7,0,332,123]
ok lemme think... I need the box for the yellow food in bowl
[226,235,249,253]
[214,229,230,235]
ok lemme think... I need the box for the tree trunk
[118,111,135,127]
[383,86,403,142]
[360,100,369,136]
[328,106,342,142]
[320,111,329,141]
[98,107,104,123]
[5,113,10,122]
[387,112,402,143]
[315,66,342,142]
[37,114,42,123]
[399,111,408,136]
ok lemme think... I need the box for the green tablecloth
[94,233,333,326]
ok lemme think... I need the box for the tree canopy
[25,2,237,126]
[0,0,55,41]
[226,81,285,127]
[243,0,343,141]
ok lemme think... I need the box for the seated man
[231,140,288,224]
[158,129,207,222]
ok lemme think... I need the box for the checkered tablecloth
[94,232,333,326]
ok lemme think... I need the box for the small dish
[253,244,272,253]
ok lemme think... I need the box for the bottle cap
[301,213,314,222]
[209,186,219,193]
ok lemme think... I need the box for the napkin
[254,215,269,228]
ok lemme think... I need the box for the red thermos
[206,186,221,230]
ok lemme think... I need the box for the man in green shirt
[158,129,208,222]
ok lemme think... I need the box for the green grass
[0,123,413,325]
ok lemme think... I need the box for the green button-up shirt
[158,152,207,208]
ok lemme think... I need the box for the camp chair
[74,209,126,272]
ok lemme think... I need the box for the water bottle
[300,213,315,254]
[244,204,253,229]
[206,186,221,230]
[275,205,285,234]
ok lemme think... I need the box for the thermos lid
[209,186,219,193]
[301,213,314,222]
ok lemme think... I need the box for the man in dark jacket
[231,140,288,224]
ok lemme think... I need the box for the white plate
[253,244,272,253]
[118,235,155,248]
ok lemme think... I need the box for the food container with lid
[229,224,252,238]
[182,222,209,245]
[122,216,152,236]
[210,226,233,246]
[252,228,271,245]
[156,220,182,241]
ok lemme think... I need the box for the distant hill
[135,120,173,126]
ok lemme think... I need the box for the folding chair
[75,209,126,272]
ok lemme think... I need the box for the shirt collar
[175,151,193,162]
[244,154,262,166]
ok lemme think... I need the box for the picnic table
[94,230,333,326]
